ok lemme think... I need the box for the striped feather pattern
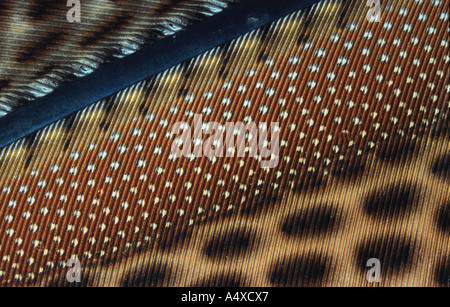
[0,0,449,286]
[0,0,240,116]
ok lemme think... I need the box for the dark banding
[204,228,257,258]
[364,183,419,218]
[435,259,449,287]
[0,0,320,150]
[16,31,67,63]
[437,203,449,233]
[431,154,450,180]
[281,205,341,237]
[27,0,61,18]
[356,235,413,274]
[155,0,185,14]
[270,254,330,286]
[79,13,136,47]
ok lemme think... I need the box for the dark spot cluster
[281,205,340,237]
[431,154,449,180]
[122,263,169,287]
[27,0,61,18]
[365,183,418,218]
[435,259,449,287]
[155,0,185,14]
[204,228,257,259]
[270,253,329,286]
[356,235,413,274]
[17,31,65,63]
[79,14,135,47]
[436,203,449,233]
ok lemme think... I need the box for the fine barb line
[0,0,320,150]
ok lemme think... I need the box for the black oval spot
[431,154,449,180]
[365,184,417,218]
[270,254,329,286]
[281,205,340,237]
[437,203,450,233]
[435,259,449,286]
[204,229,256,258]
[122,263,169,287]
[356,235,413,273]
